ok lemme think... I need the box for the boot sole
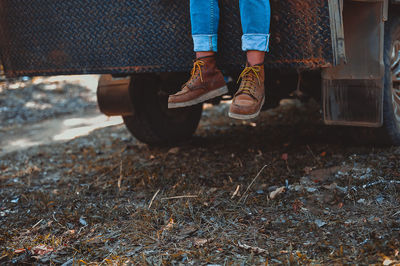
[228,96,265,120]
[168,85,228,109]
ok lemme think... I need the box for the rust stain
[6,58,330,77]
[269,58,329,69]
[6,64,164,77]
[47,50,69,66]
[289,0,327,59]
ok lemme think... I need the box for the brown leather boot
[168,56,227,109]
[229,63,265,120]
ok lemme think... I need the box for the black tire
[353,12,400,145]
[123,73,203,145]
[380,11,400,145]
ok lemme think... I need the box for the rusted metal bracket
[322,0,386,127]
[328,0,346,65]
[97,75,134,116]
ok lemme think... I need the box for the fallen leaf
[31,245,54,256]
[209,187,218,194]
[165,217,174,231]
[168,147,180,154]
[383,257,396,266]
[269,187,285,200]
[14,248,26,254]
[179,225,197,236]
[292,199,303,212]
[194,238,209,246]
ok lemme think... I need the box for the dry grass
[1,100,400,264]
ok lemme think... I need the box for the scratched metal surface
[0,0,332,77]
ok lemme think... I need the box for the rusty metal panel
[0,0,333,77]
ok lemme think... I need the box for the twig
[148,189,161,209]
[231,185,240,199]
[161,195,198,200]
[362,179,400,189]
[285,160,292,174]
[95,164,120,182]
[392,210,400,217]
[239,164,270,203]
[32,219,43,229]
[306,145,318,164]
[237,241,269,255]
[118,159,123,191]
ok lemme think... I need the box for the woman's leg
[168,0,227,109]
[229,0,270,119]
[190,0,220,55]
[240,0,271,58]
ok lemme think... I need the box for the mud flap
[323,79,383,126]
[323,0,386,127]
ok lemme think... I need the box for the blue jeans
[190,0,271,52]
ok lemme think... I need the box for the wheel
[123,73,203,145]
[382,12,400,144]
[354,12,400,145]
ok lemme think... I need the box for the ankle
[246,50,265,66]
[196,51,215,59]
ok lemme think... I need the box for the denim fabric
[190,0,270,52]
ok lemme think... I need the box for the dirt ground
[0,76,400,265]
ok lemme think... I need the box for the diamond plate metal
[0,0,333,77]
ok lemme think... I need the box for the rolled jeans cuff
[242,34,270,52]
[192,34,218,52]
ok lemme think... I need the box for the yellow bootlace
[190,60,205,82]
[236,65,262,96]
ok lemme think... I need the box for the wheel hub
[391,40,400,124]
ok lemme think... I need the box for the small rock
[357,198,366,204]
[79,216,88,226]
[376,196,384,204]
[336,185,348,193]
[315,219,326,227]
[291,185,303,191]
[11,197,19,203]
[306,187,317,193]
